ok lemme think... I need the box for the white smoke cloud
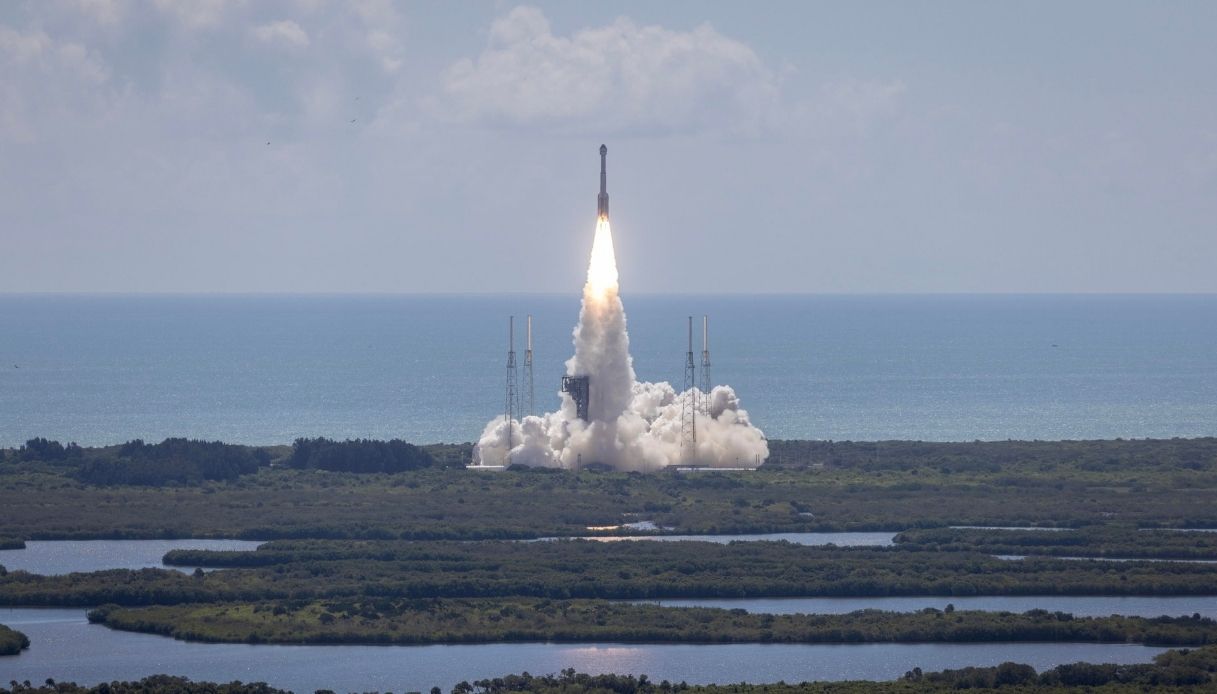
[474,218,768,471]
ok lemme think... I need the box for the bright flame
[586,216,619,298]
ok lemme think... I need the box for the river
[562,532,896,546]
[632,595,1217,619]
[0,608,1170,692]
[0,540,264,575]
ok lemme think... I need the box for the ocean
[1,293,1214,448]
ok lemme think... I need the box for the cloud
[252,19,309,48]
[70,0,126,25]
[352,0,405,73]
[0,26,111,142]
[152,0,241,29]
[433,6,780,136]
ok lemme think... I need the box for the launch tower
[562,375,590,421]
[525,315,534,416]
[681,315,697,457]
[700,315,712,414]
[504,316,520,461]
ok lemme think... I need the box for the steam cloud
[474,218,768,471]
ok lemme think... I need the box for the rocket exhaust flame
[473,146,768,471]
[586,217,619,300]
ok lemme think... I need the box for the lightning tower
[504,316,519,462]
[700,315,712,415]
[525,315,534,416]
[681,315,697,459]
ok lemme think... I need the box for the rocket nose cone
[600,144,607,156]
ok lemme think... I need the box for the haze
[1,1,1214,294]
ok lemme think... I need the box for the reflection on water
[0,609,1169,692]
[0,540,263,575]
[995,555,1217,565]
[949,526,1071,531]
[632,595,1217,619]
[566,532,896,546]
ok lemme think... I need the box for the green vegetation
[86,599,1217,647]
[3,437,1217,540]
[767,438,1217,476]
[8,540,1217,608]
[0,623,30,655]
[0,676,286,693]
[5,437,1217,690]
[896,527,1217,560]
[0,437,459,492]
[288,437,436,473]
[73,438,269,486]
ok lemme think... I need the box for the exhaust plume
[474,217,768,471]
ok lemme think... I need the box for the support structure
[504,316,519,463]
[525,315,534,416]
[681,316,697,460]
[562,375,590,421]
[700,314,712,416]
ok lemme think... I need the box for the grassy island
[0,623,30,655]
[86,599,1217,647]
[895,527,1217,560]
[7,540,1217,608]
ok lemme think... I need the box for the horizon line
[3,290,1217,298]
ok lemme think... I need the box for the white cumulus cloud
[152,0,241,29]
[252,19,309,48]
[434,6,780,135]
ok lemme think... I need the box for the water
[0,609,1170,691]
[0,540,262,575]
[2,294,1215,446]
[996,555,1217,564]
[950,526,1072,532]
[634,596,1217,619]
[571,532,895,546]
[0,537,883,575]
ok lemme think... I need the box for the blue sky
[1,1,1214,293]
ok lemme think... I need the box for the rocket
[597,144,609,219]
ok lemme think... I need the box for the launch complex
[471,146,768,471]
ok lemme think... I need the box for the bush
[73,438,265,486]
[290,438,435,473]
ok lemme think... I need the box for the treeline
[5,437,1217,540]
[906,644,1217,689]
[11,541,1217,607]
[289,437,436,473]
[2,436,461,487]
[74,439,269,486]
[1,437,269,486]
[11,437,84,462]
[0,623,30,655]
[0,676,288,693]
[896,527,1217,560]
[767,437,1217,474]
[87,599,1217,647]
